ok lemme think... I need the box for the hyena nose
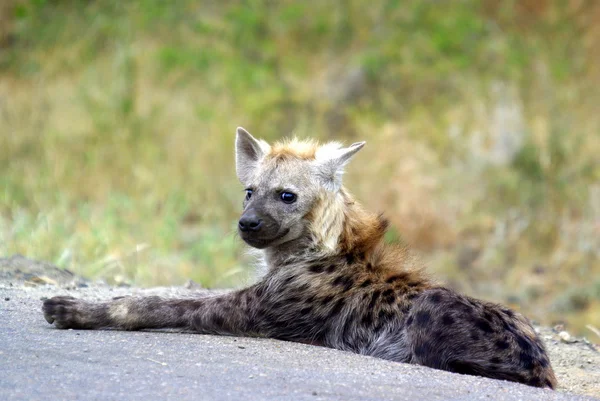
[238,215,262,232]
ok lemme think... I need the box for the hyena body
[43,128,557,389]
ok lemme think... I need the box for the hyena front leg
[42,285,262,335]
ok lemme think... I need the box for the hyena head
[235,127,365,250]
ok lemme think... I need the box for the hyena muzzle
[43,127,557,389]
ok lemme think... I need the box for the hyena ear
[235,127,270,183]
[314,141,366,191]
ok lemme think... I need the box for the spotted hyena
[43,127,557,389]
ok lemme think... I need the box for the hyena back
[43,127,557,389]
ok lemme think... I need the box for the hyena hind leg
[403,288,557,389]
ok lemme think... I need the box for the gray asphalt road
[0,283,596,401]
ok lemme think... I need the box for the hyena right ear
[235,127,271,183]
[314,141,366,191]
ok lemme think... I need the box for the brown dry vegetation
[0,0,599,337]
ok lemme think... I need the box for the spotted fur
[43,127,557,389]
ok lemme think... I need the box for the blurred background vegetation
[0,0,598,336]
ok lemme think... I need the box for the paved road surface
[1,283,597,401]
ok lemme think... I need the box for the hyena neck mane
[264,186,390,269]
[308,187,388,256]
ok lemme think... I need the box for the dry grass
[0,0,599,335]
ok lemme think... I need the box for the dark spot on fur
[345,253,355,264]
[502,320,518,334]
[447,361,480,376]
[366,263,373,270]
[483,311,495,323]
[379,216,390,231]
[516,335,533,352]
[309,264,325,273]
[326,264,336,273]
[470,332,481,342]
[407,281,420,288]
[441,313,455,326]
[212,314,225,327]
[297,283,310,292]
[490,357,502,364]
[475,318,494,333]
[429,292,443,304]
[405,316,414,326]
[519,351,535,370]
[368,290,381,309]
[491,309,506,320]
[332,276,354,292]
[299,306,313,316]
[321,295,334,305]
[496,339,510,350]
[381,289,395,304]
[414,311,431,327]
[378,309,395,323]
[286,296,301,304]
[414,343,429,357]
[357,252,365,260]
[539,357,549,368]
[361,313,373,326]
[407,293,419,300]
[255,286,264,298]
[528,377,542,387]
[502,308,515,318]
[328,298,346,318]
[385,273,408,284]
[360,279,372,288]
[452,300,472,314]
[282,275,295,286]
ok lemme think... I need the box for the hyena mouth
[241,228,291,249]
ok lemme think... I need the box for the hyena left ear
[315,141,366,191]
[235,127,271,184]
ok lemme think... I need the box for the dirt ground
[1,255,598,398]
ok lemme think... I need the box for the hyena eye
[280,192,297,204]
[245,189,253,201]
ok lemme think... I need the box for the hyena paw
[42,296,90,329]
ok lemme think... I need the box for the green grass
[1,0,599,335]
